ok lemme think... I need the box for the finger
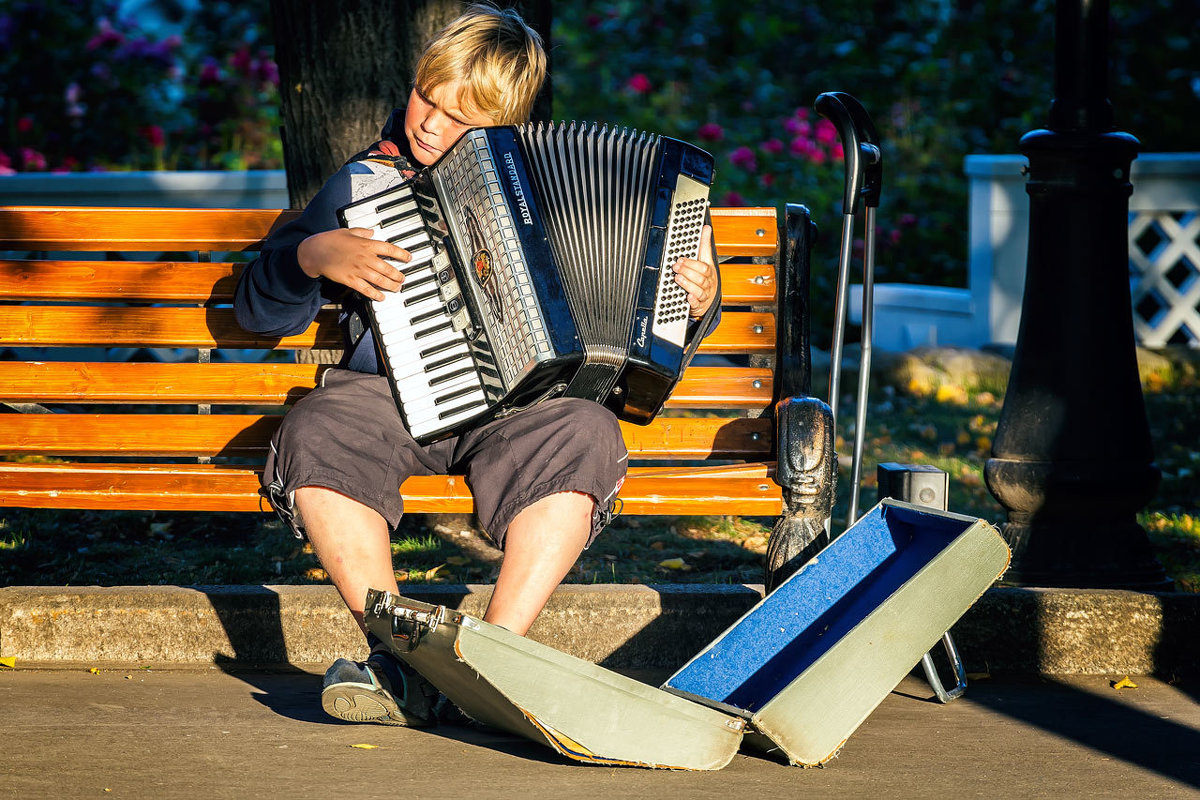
[374,240,412,264]
[698,224,714,265]
[672,271,706,313]
[673,259,711,294]
[356,278,387,303]
[365,263,405,293]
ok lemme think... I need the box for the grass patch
[2,352,1195,590]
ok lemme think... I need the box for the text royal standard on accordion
[337,122,715,444]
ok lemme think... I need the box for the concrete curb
[1,584,1197,676]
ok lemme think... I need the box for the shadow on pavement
[964,676,1200,791]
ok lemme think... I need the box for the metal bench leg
[921,631,967,703]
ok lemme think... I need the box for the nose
[420,108,448,135]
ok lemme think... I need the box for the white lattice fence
[1130,210,1200,346]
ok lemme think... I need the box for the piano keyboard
[340,184,492,441]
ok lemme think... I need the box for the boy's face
[404,81,492,166]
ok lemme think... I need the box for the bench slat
[0,362,773,408]
[0,206,776,256]
[0,306,776,352]
[0,260,242,301]
[0,207,296,250]
[0,414,772,459]
[0,260,776,305]
[0,462,782,515]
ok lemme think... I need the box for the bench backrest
[0,205,790,515]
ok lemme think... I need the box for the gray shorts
[262,369,629,549]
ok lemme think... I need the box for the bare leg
[295,486,399,636]
[484,490,593,636]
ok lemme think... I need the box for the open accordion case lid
[363,499,1010,771]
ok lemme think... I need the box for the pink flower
[832,143,844,161]
[790,136,815,157]
[626,73,652,94]
[759,138,783,155]
[784,117,811,138]
[888,229,902,246]
[17,115,33,134]
[51,157,80,174]
[697,123,724,142]
[0,150,14,175]
[141,125,165,149]
[199,58,222,85]
[729,146,757,172]
[793,108,810,121]
[86,18,125,51]
[231,47,253,76]
[899,213,919,227]
[815,119,838,145]
[722,191,746,207]
[19,147,47,171]
[805,148,827,166]
[760,173,776,188]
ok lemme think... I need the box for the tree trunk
[270,0,552,209]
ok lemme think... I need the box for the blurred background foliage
[1,0,1196,319]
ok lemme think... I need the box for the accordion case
[363,500,1011,770]
[338,123,714,444]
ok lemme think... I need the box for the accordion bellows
[338,122,715,443]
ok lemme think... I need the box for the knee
[554,398,626,457]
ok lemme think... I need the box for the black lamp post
[983,0,1172,589]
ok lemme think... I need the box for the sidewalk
[2,667,1197,799]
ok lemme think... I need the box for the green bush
[552,0,1198,342]
[2,0,1194,342]
[0,0,280,172]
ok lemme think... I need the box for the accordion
[337,122,714,444]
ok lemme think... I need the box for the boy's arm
[234,171,354,337]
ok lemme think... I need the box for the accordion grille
[515,122,663,374]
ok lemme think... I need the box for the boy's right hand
[296,228,409,302]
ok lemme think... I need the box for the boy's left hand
[672,224,718,319]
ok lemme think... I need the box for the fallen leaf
[658,557,689,570]
[350,743,379,750]
[445,555,471,566]
[0,656,15,669]
[89,667,101,675]
[1112,676,1138,690]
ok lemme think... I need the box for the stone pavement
[2,667,1198,799]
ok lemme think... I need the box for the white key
[404,387,487,428]
[388,347,474,384]
[398,377,483,418]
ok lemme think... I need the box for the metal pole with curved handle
[814,91,882,530]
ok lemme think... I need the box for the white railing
[966,152,1200,349]
[854,152,1200,351]
[0,170,288,208]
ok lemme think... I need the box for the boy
[235,4,719,727]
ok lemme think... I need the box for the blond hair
[414,4,547,125]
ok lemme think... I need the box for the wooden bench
[0,204,835,585]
